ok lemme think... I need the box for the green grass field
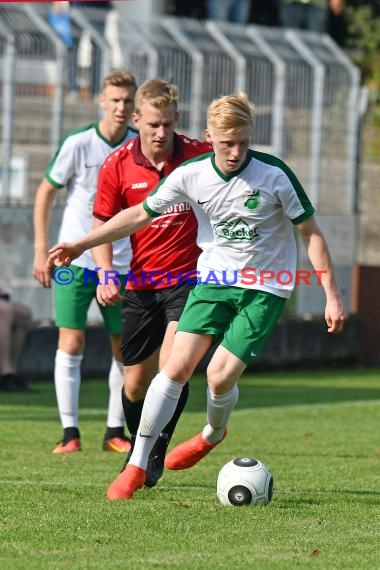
[1,368,380,570]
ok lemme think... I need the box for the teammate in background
[90,79,212,487]
[33,69,138,454]
[48,91,345,500]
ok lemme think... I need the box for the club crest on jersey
[244,189,260,210]
[214,218,259,241]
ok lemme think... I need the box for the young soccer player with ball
[90,79,212,487]
[47,91,345,500]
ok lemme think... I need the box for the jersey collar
[132,133,183,171]
[95,123,130,148]
[211,152,251,181]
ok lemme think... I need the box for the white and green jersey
[46,123,137,271]
[144,150,315,298]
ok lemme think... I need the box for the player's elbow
[136,204,153,228]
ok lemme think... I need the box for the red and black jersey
[93,133,212,290]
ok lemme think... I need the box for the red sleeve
[93,157,123,221]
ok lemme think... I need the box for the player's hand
[96,283,123,306]
[47,242,83,270]
[325,294,345,334]
[33,248,51,288]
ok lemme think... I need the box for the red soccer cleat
[102,436,132,453]
[52,438,81,455]
[164,430,227,470]
[106,464,146,500]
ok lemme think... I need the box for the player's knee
[124,373,151,401]
[58,329,85,355]
[207,374,230,394]
[124,384,147,401]
[164,354,195,383]
[207,364,236,394]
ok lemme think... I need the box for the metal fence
[0,3,361,211]
[0,2,365,320]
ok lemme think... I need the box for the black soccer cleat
[144,455,164,488]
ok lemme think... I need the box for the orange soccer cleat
[106,464,146,500]
[102,436,132,453]
[52,438,81,455]
[164,430,227,470]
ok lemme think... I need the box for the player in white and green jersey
[145,147,315,299]
[47,91,345,500]
[45,122,137,275]
[33,69,138,456]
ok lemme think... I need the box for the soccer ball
[216,457,274,506]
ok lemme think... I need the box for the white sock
[130,371,183,470]
[54,349,83,429]
[106,358,125,428]
[202,385,239,444]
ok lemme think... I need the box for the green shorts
[177,284,286,365]
[54,265,126,333]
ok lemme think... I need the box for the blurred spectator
[49,1,73,47]
[0,290,36,393]
[279,0,345,33]
[76,29,93,98]
[104,6,124,68]
[329,0,347,44]
[70,0,120,97]
[49,1,77,93]
[206,0,251,23]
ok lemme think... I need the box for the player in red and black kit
[91,79,212,487]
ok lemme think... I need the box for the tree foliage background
[346,4,380,89]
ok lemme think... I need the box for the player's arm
[33,178,58,288]
[48,203,152,268]
[296,215,345,334]
[90,160,123,306]
[91,218,122,307]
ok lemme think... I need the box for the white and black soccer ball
[216,457,274,506]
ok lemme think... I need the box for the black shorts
[121,282,194,365]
